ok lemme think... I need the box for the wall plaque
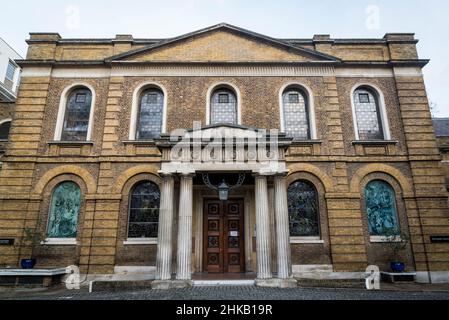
[430,236,449,243]
[0,239,15,246]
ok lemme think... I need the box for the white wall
[0,37,23,96]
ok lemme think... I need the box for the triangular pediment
[108,23,339,63]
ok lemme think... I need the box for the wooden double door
[203,199,245,273]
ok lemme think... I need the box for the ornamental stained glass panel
[287,181,319,236]
[61,88,92,141]
[128,181,160,238]
[47,181,81,238]
[365,180,399,235]
[211,89,237,125]
[137,90,164,140]
[283,89,310,140]
[354,88,384,140]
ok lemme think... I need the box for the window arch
[57,86,93,141]
[136,89,164,140]
[128,181,160,238]
[210,87,238,125]
[282,87,311,139]
[352,85,389,141]
[0,119,12,140]
[364,180,399,236]
[47,181,81,238]
[287,180,320,237]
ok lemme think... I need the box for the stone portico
[151,124,296,288]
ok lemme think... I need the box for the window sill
[122,140,157,145]
[290,139,322,145]
[123,238,158,245]
[370,235,403,243]
[290,237,324,244]
[42,238,78,245]
[352,140,398,146]
[48,141,94,146]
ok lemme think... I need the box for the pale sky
[1,0,448,116]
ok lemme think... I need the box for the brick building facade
[0,24,448,286]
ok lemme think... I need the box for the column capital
[178,172,195,179]
[273,171,289,178]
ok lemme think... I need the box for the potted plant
[18,228,47,269]
[384,229,410,273]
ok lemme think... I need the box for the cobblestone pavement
[1,285,449,300]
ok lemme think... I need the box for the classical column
[254,174,273,280]
[274,174,293,280]
[155,174,175,281]
[176,173,194,282]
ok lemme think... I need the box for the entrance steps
[193,279,255,286]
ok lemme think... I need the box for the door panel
[203,199,244,273]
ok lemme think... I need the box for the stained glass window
[365,180,399,235]
[47,181,81,238]
[282,88,310,140]
[0,121,11,140]
[354,87,384,140]
[210,89,237,125]
[137,89,164,140]
[287,180,319,236]
[61,88,92,141]
[128,181,160,238]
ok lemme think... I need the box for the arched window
[287,180,319,237]
[364,180,399,236]
[61,88,93,141]
[137,89,164,139]
[210,88,237,125]
[47,181,81,238]
[0,120,12,140]
[282,88,310,139]
[128,181,160,238]
[353,87,384,140]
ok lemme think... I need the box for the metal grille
[137,90,164,139]
[210,89,237,125]
[128,181,160,238]
[287,180,319,237]
[283,89,310,140]
[365,180,399,236]
[354,88,384,140]
[61,88,92,141]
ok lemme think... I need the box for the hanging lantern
[218,180,230,201]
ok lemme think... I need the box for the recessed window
[61,88,92,141]
[128,181,160,238]
[0,121,12,140]
[137,89,164,140]
[218,93,229,104]
[365,180,399,236]
[282,88,310,140]
[354,87,384,140]
[287,180,320,237]
[210,89,237,125]
[47,181,81,238]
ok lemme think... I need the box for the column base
[151,279,193,290]
[255,278,297,288]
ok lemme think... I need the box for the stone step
[89,280,154,292]
[193,280,255,286]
